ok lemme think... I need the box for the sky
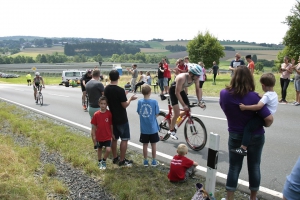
[1,0,297,44]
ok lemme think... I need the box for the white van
[60,70,86,85]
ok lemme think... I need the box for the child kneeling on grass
[137,84,160,167]
[91,96,113,170]
[168,144,198,182]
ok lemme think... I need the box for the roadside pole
[205,132,220,197]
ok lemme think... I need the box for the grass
[12,46,64,58]
[0,72,297,102]
[140,48,168,53]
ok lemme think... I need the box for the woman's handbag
[191,183,210,200]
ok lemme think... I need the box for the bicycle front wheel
[184,116,207,151]
[39,93,43,105]
[156,111,170,141]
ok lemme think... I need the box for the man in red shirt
[168,144,198,182]
[246,55,255,75]
[162,58,171,93]
[177,58,188,73]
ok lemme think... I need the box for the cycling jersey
[33,76,43,86]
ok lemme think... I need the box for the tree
[279,1,300,63]
[93,54,103,62]
[187,31,224,68]
[255,62,264,72]
[252,54,257,63]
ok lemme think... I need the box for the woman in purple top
[219,66,273,200]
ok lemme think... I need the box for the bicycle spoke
[184,117,207,151]
[156,112,170,141]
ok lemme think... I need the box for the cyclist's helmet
[188,63,202,76]
[35,72,40,76]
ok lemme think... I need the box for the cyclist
[33,72,45,103]
[81,69,92,110]
[168,63,204,140]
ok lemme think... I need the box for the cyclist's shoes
[230,147,247,156]
[151,159,159,167]
[83,105,87,110]
[143,159,149,167]
[119,158,133,167]
[112,156,120,164]
[198,101,206,109]
[168,130,178,140]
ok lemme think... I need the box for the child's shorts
[96,140,111,148]
[139,133,159,144]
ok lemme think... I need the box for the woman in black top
[157,62,165,96]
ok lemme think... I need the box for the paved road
[0,83,297,198]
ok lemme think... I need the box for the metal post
[205,132,220,197]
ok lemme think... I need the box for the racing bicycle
[35,85,44,106]
[156,94,207,151]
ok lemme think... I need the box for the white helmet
[188,63,202,76]
[35,72,40,76]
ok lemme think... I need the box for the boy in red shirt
[91,96,113,170]
[168,144,198,182]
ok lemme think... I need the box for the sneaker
[102,161,107,170]
[230,147,247,156]
[282,100,288,103]
[295,102,300,106]
[83,105,87,110]
[292,101,297,105]
[112,156,120,164]
[124,158,133,164]
[168,130,178,140]
[279,99,283,103]
[151,159,158,167]
[119,159,132,167]
[143,159,149,167]
[98,160,104,169]
[160,94,167,101]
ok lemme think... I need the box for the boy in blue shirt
[137,84,160,167]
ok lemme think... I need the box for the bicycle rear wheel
[156,111,170,141]
[39,93,43,105]
[184,116,207,151]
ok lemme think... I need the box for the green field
[12,46,64,58]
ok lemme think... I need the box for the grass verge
[0,101,255,199]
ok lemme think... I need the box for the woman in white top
[279,56,293,103]
[146,71,152,85]
[134,71,147,93]
[198,62,206,101]
[291,58,300,106]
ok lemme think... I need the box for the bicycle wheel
[184,116,207,151]
[39,93,43,105]
[156,111,170,141]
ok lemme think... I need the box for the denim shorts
[226,132,265,191]
[163,78,168,86]
[96,140,111,148]
[113,122,130,141]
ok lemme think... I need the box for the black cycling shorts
[139,133,159,144]
[169,83,190,106]
[199,81,205,88]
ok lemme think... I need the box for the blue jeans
[158,78,164,93]
[226,132,265,191]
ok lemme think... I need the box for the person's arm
[193,161,198,166]
[91,125,97,146]
[229,61,234,71]
[121,94,137,108]
[111,125,115,140]
[286,64,294,73]
[82,80,86,87]
[264,114,273,127]
[41,77,45,88]
[194,78,201,102]
[127,68,134,74]
[239,101,265,111]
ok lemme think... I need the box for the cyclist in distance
[33,72,45,103]
[81,69,92,110]
[168,63,204,140]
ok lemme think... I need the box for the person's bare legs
[151,143,156,159]
[226,191,234,200]
[249,191,257,200]
[170,104,180,131]
[97,148,103,161]
[120,140,128,161]
[103,147,111,160]
[143,143,148,159]
[199,88,203,100]
[82,91,86,105]
[297,91,300,103]
[111,139,118,158]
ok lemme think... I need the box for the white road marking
[0,97,283,198]
[47,93,69,97]
[160,109,227,121]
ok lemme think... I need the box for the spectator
[26,73,32,86]
[282,157,300,199]
[176,58,188,74]
[137,85,160,167]
[81,69,92,110]
[279,56,293,103]
[291,58,300,106]
[168,144,198,182]
[162,58,171,93]
[198,62,206,101]
[104,70,137,167]
[157,62,165,99]
[146,71,152,85]
[90,96,112,170]
[134,71,147,93]
[229,53,245,77]
[246,55,255,75]
[127,64,138,92]
[219,66,273,200]
[209,61,219,85]
[124,82,131,92]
